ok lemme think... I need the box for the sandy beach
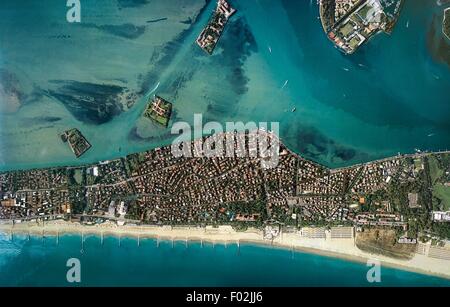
[0,220,449,281]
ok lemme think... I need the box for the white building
[432,211,450,222]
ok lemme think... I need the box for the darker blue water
[0,234,449,286]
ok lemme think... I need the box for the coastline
[444,8,450,41]
[1,221,449,281]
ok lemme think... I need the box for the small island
[196,0,236,55]
[320,0,404,54]
[444,8,450,41]
[143,95,173,127]
[61,128,92,158]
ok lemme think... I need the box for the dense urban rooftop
[1,130,449,245]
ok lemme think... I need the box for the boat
[291,107,296,113]
[281,80,289,89]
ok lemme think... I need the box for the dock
[80,231,84,253]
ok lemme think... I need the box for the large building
[324,0,403,54]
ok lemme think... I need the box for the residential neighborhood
[1,131,449,250]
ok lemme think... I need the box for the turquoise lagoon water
[0,233,449,287]
[0,0,449,170]
[1,0,450,286]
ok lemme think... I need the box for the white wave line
[148,82,160,96]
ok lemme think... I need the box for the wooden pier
[80,231,84,253]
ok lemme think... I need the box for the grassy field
[150,113,169,127]
[433,184,450,211]
[428,154,450,211]
[355,229,416,260]
[428,156,443,184]
[73,169,83,185]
